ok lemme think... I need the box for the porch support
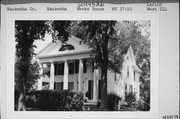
[63,60,69,90]
[93,63,98,101]
[78,59,83,91]
[38,63,43,90]
[50,62,54,89]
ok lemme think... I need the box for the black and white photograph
[1,1,179,119]
[14,20,151,112]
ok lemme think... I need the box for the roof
[126,45,142,73]
[37,36,91,59]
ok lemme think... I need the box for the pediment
[37,35,91,58]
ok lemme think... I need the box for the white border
[4,13,158,119]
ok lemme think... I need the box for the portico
[37,56,100,102]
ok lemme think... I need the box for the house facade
[36,36,141,104]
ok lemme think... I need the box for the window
[130,85,133,93]
[127,66,129,78]
[83,59,87,73]
[59,44,75,51]
[88,80,93,99]
[55,63,64,75]
[68,82,74,90]
[92,61,94,72]
[125,83,127,98]
[54,82,63,90]
[69,62,74,74]
[114,72,117,82]
[134,71,136,81]
[42,64,50,77]
[75,60,79,73]
[42,82,49,89]
[125,83,127,91]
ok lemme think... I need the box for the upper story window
[69,62,75,74]
[92,62,94,73]
[55,63,64,75]
[125,83,127,91]
[127,66,129,78]
[114,72,117,82]
[75,60,79,73]
[69,60,79,74]
[83,59,87,73]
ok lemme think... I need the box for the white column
[38,63,43,90]
[50,62,54,90]
[63,60,69,90]
[78,59,83,91]
[93,63,98,101]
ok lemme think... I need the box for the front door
[98,80,102,100]
[88,80,93,100]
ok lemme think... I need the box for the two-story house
[36,35,141,105]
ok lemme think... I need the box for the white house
[36,35,141,104]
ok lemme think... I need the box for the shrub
[136,98,150,111]
[107,93,121,111]
[119,93,150,111]
[119,92,137,111]
[27,90,84,111]
[125,92,136,107]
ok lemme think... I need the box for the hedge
[26,90,84,111]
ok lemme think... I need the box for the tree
[70,20,150,110]
[15,21,48,110]
[70,21,118,109]
[15,21,71,111]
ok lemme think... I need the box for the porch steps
[84,102,98,111]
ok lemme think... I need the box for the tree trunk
[100,67,108,110]
[18,81,26,111]
[18,93,26,111]
[100,35,109,110]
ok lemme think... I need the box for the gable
[124,45,141,73]
[37,35,91,58]
[125,45,136,65]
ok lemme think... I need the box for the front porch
[37,58,102,103]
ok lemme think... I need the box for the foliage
[15,21,48,110]
[14,89,20,110]
[107,93,121,111]
[139,79,150,111]
[26,90,84,111]
[15,21,71,111]
[70,20,150,109]
[125,92,136,107]
[71,21,118,109]
[15,60,40,92]
[120,92,150,111]
[49,21,71,43]
[15,21,48,90]
[119,92,137,111]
